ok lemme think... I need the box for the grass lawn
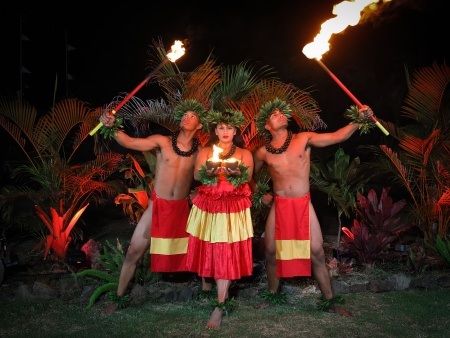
[0,287,449,337]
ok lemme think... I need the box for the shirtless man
[99,99,207,313]
[252,98,374,316]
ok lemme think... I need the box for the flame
[166,40,185,62]
[302,0,390,60]
[211,144,223,161]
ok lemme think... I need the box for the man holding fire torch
[252,98,374,316]
[99,99,208,314]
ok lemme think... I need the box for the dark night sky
[1,0,449,132]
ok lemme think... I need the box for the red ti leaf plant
[341,187,412,268]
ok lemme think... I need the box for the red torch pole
[315,58,389,136]
[89,59,169,136]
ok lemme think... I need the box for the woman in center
[186,109,254,329]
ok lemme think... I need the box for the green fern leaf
[86,282,118,309]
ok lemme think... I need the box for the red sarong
[274,193,311,277]
[149,191,189,272]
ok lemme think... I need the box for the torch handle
[89,58,169,136]
[315,59,389,136]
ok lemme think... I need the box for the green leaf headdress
[173,99,208,130]
[205,109,246,130]
[256,98,292,137]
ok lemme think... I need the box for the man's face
[266,109,288,130]
[180,110,202,131]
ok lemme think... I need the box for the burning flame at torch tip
[302,0,391,60]
[166,40,185,62]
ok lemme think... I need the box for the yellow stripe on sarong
[275,239,310,260]
[150,237,188,255]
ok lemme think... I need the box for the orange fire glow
[302,0,391,60]
[211,144,223,161]
[166,40,185,62]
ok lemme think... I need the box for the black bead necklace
[265,130,292,154]
[218,144,236,160]
[172,130,199,157]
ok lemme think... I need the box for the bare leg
[309,202,354,317]
[254,206,279,309]
[206,279,230,329]
[103,202,153,314]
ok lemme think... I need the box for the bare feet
[206,307,223,329]
[102,303,118,315]
[327,305,355,317]
[253,301,270,310]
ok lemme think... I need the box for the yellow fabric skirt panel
[275,239,311,260]
[186,206,253,243]
[150,237,189,255]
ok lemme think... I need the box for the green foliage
[134,251,161,284]
[425,235,450,266]
[435,235,450,265]
[99,117,124,140]
[310,148,375,220]
[406,247,428,275]
[75,239,125,308]
[344,105,376,134]
[251,180,271,210]
[196,163,250,187]
[196,164,218,185]
[210,298,236,316]
[261,290,287,305]
[316,294,344,311]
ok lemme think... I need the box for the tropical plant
[114,152,156,224]
[341,187,411,268]
[406,245,428,275]
[0,93,125,260]
[310,148,377,245]
[355,187,412,236]
[360,63,450,243]
[75,239,125,309]
[426,234,450,266]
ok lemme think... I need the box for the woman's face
[215,123,236,143]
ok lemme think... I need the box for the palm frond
[402,63,450,131]
[211,60,276,111]
[0,92,43,166]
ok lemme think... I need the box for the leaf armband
[99,117,124,140]
[344,105,375,135]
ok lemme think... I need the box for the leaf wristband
[252,181,271,209]
[344,105,375,135]
[99,117,124,140]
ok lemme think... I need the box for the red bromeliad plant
[341,187,412,268]
[0,95,124,261]
[35,203,90,260]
